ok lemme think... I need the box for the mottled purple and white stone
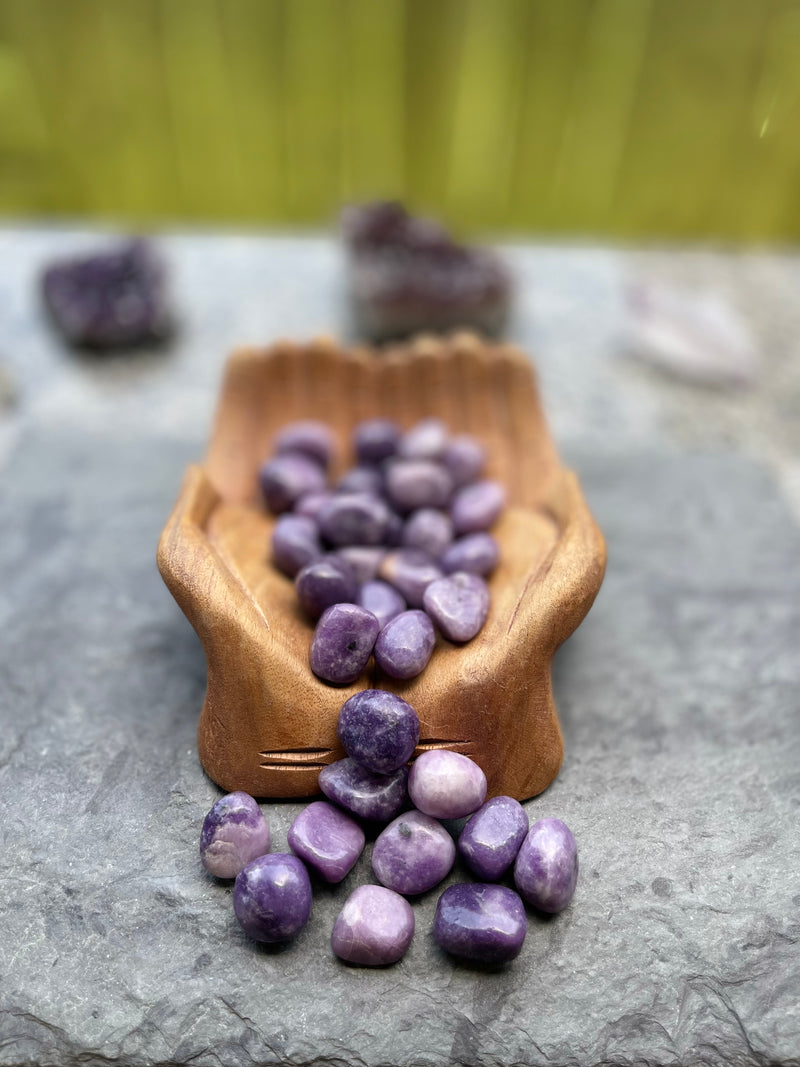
[358,579,406,629]
[398,417,448,460]
[337,465,384,496]
[379,549,443,608]
[233,854,312,943]
[353,417,401,465]
[271,514,323,578]
[372,811,456,896]
[434,884,527,964]
[385,460,453,513]
[514,818,579,914]
[408,750,487,819]
[319,758,408,822]
[259,452,327,514]
[458,796,529,881]
[200,791,271,879]
[319,493,390,547]
[287,801,365,883]
[309,603,380,685]
[442,435,487,487]
[335,546,387,584]
[294,490,335,522]
[374,610,436,680]
[401,508,454,559]
[450,479,506,534]
[423,571,490,642]
[331,884,415,966]
[274,420,335,470]
[337,689,420,775]
[295,556,358,619]
[441,532,499,577]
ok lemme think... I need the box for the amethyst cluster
[259,416,505,685]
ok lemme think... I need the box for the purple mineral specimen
[233,854,312,943]
[274,420,335,470]
[287,801,365,883]
[260,453,327,514]
[458,796,529,881]
[199,791,270,879]
[434,884,527,964]
[295,556,358,620]
[331,884,415,966]
[319,758,408,823]
[309,603,380,685]
[514,818,579,914]
[372,811,456,896]
[337,689,420,775]
[374,610,436,680]
[408,749,487,820]
[423,571,490,642]
[357,579,406,630]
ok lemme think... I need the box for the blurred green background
[1,0,799,240]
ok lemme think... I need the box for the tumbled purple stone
[319,493,390,547]
[385,460,453,513]
[451,479,506,534]
[379,549,443,608]
[309,603,380,685]
[458,796,529,881]
[385,508,405,546]
[337,465,384,496]
[434,884,527,964]
[335,546,387,584]
[287,800,365,883]
[423,571,490,642]
[358,580,406,629]
[338,689,420,774]
[408,749,487,819]
[372,811,456,896]
[441,532,499,577]
[294,489,335,521]
[200,791,270,879]
[233,854,312,943]
[442,435,487,487]
[295,556,358,619]
[398,417,448,460]
[274,420,335,470]
[514,818,579,914]
[319,758,408,822]
[271,514,323,577]
[353,417,401,465]
[374,610,436,680]
[331,884,415,966]
[402,508,454,559]
[260,452,327,514]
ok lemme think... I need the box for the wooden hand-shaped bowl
[157,334,605,801]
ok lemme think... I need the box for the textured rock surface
[0,228,798,1066]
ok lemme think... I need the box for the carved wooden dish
[157,334,606,802]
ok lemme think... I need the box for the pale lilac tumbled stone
[200,791,270,879]
[338,689,420,774]
[408,750,487,819]
[379,549,443,608]
[353,417,401,465]
[271,514,323,577]
[451,479,506,534]
[358,580,406,629]
[398,417,448,460]
[331,884,414,965]
[401,508,454,559]
[319,758,408,822]
[260,452,327,514]
[385,460,453,513]
[442,435,486,487]
[319,493,390,547]
[514,818,579,914]
[274,420,335,470]
[423,571,490,642]
[441,532,499,577]
[287,801,365,883]
[372,811,456,896]
[335,546,386,584]
[458,796,529,881]
[374,610,435,680]
[294,489,335,521]
[337,466,384,496]
[233,854,312,943]
[295,556,358,620]
[309,603,380,685]
[434,884,527,964]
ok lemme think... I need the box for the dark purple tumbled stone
[372,811,456,896]
[423,571,490,642]
[337,466,384,496]
[385,460,453,513]
[353,418,401,465]
[379,549,443,608]
[442,435,487,486]
[319,758,408,822]
[434,884,527,964]
[319,493,390,547]
[274,420,335,470]
[398,418,447,460]
[335,546,387,584]
[233,854,312,943]
[271,514,323,577]
[374,610,436,680]
[295,556,358,619]
[451,479,506,534]
[458,796,529,881]
[200,791,270,879]
[260,453,327,514]
[401,508,454,559]
[514,818,579,914]
[408,749,487,819]
[294,490,335,521]
[441,532,499,577]
[358,580,406,629]
[309,603,380,685]
[287,801,365,883]
[337,689,420,774]
[331,884,415,966]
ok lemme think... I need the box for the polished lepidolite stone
[353,417,401,465]
[357,579,406,629]
[318,758,408,822]
[374,610,436,680]
[309,603,380,685]
[442,435,486,487]
[200,791,270,879]
[319,493,390,547]
[295,556,358,620]
[337,466,384,496]
[274,420,335,470]
[331,884,415,966]
[458,796,529,881]
[260,452,327,514]
[401,508,454,559]
[233,854,312,943]
[337,689,420,774]
[287,801,365,883]
[398,418,447,461]
[408,749,487,819]
[271,514,323,577]
[434,884,527,964]
[335,546,386,584]
[379,549,443,608]
[514,817,579,914]
[423,572,490,642]
[451,479,506,534]
[372,811,456,896]
[441,532,499,577]
[294,490,335,522]
[385,460,453,513]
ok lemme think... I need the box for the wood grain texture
[157,336,606,800]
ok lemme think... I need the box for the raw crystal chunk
[319,758,408,822]
[287,801,365,883]
[200,791,270,879]
[441,532,499,577]
[357,579,406,629]
[379,549,443,608]
[458,796,528,881]
[274,420,335,470]
[271,514,323,578]
[451,479,506,534]
[233,854,312,943]
[374,610,435,680]
[408,749,487,820]
[309,603,380,685]
[331,884,415,965]
[295,556,358,620]
[434,884,527,964]
[385,460,453,513]
[514,818,579,914]
[337,689,420,775]
[423,572,490,642]
[260,453,327,514]
[372,811,456,896]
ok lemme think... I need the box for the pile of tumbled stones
[201,690,579,966]
[259,416,504,681]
